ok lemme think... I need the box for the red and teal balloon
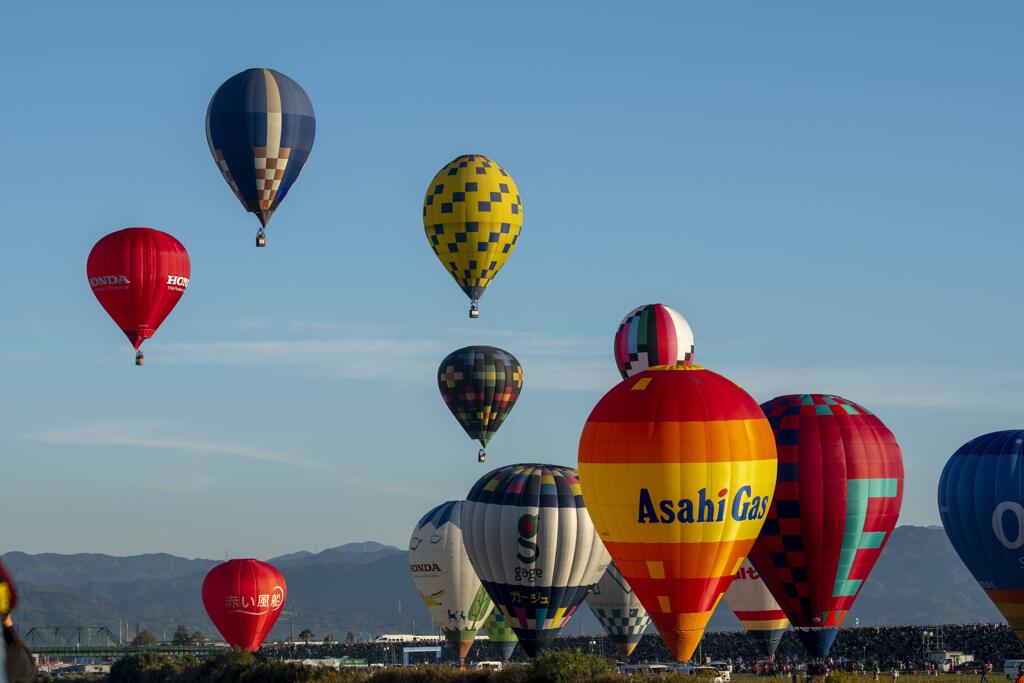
[939,430,1024,645]
[747,394,903,658]
[206,68,316,246]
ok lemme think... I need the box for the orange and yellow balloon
[578,365,777,662]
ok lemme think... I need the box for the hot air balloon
[724,560,789,658]
[939,430,1024,645]
[614,304,694,378]
[202,559,286,652]
[578,365,778,662]
[206,68,316,247]
[482,611,519,662]
[463,464,610,657]
[0,560,17,616]
[438,346,523,462]
[747,394,903,658]
[423,154,522,318]
[409,501,494,664]
[87,228,190,365]
[586,561,651,658]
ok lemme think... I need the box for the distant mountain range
[0,526,1002,643]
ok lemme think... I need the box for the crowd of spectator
[630,624,1022,671]
[265,624,1024,671]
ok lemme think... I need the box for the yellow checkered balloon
[423,155,522,317]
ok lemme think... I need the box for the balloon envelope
[938,430,1024,645]
[614,304,694,378]
[463,463,610,657]
[0,560,17,615]
[438,346,523,450]
[206,68,316,231]
[202,559,286,652]
[585,561,651,658]
[409,500,493,660]
[747,394,903,658]
[422,154,522,313]
[578,365,777,662]
[87,227,190,354]
[724,560,789,658]
[482,611,519,662]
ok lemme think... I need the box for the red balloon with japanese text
[202,559,286,651]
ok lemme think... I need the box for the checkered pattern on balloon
[423,155,522,302]
[206,68,315,230]
[438,346,523,447]
[750,394,902,630]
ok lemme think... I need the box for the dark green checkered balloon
[438,346,523,456]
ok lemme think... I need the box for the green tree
[527,649,617,683]
[108,652,193,683]
[130,628,157,646]
[345,631,356,646]
[323,633,336,644]
[171,624,191,645]
[299,628,314,641]
[190,629,206,644]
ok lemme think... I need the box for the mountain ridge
[0,526,1002,642]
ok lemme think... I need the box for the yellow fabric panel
[647,561,665,579]
[579,460,777,545]
[673,610,715,631]
[740,618,791,631]
[996,602,1024,619]
[262,69,282,156]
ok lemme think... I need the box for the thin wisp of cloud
[154,322,1024,413]
[23,420,330,470]
[21,420,434,499]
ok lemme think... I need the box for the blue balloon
[206,68,315,239]
[938,430,1024,644]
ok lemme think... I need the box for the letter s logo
[993,502,1024,550]
[517,513,539,564]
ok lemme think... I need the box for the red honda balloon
[86,227,190,365]
[202,559,286,652]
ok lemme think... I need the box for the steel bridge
[23,626,226,659]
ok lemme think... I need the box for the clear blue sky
[1,2,1021,559]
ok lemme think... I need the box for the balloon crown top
[648,364,705,372]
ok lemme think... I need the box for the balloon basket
[477,449,486,463]
[468,302,480,319]
[135,351,144,366]
[256,232,267,248]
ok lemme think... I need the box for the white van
[1003,660,1024,680]
[620,663,673,675]
[709,661,733,681]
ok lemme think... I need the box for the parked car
[679,665,725,683]
[1003,660,1024,680]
